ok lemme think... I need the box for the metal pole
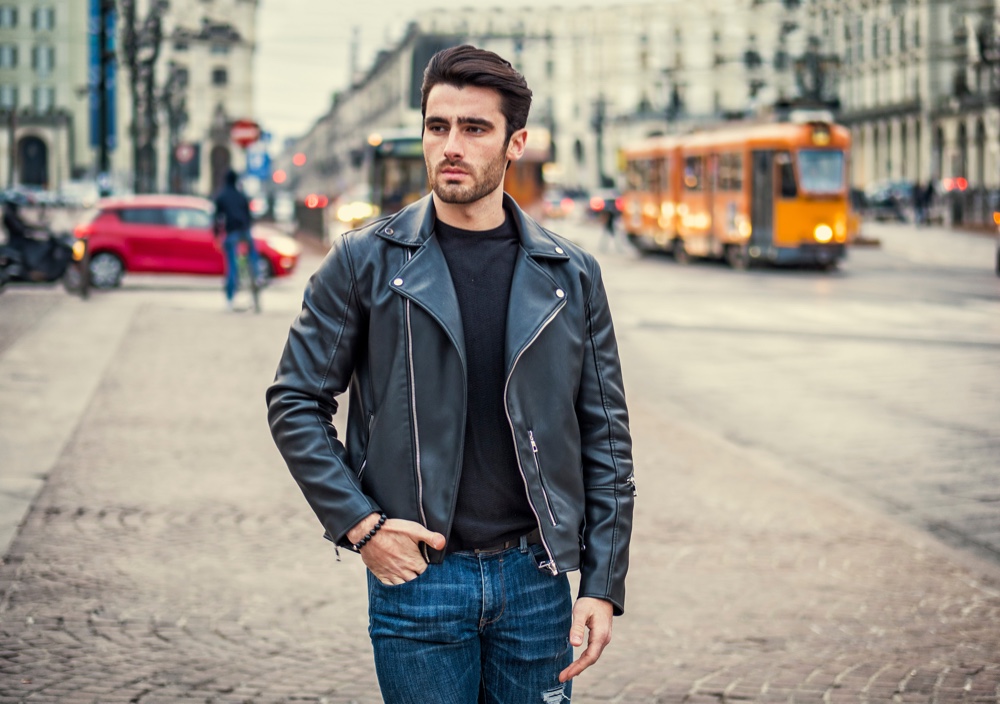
[97,0,110,194]
[7,108,15,188]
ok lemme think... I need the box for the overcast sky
[253,0,633,146]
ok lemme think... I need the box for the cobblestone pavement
[1,234,999,703]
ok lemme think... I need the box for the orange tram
[621,120,854,269]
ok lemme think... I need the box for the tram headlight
[814,223,834,243]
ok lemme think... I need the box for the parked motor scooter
[0,228,90,298]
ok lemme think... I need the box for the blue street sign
[245,150,272,180]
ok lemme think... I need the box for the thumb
[407,523,446,550]
[569,611,587,647]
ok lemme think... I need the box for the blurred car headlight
[265,235,301,257]
[71,239,87,261]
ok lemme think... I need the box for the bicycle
[235,238,261,314]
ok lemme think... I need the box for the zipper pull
[537,559,558,575]
[529,430,538,453]
[626,473,637,497]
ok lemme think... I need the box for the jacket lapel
[504,249,566,376]
[503,197,572,377]
[389,233,466,370]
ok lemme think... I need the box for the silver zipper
[357,412,375,481]
[503,298,566,576]
[528,430,558,526]
[626,473,637,497]
[403,252,429,561]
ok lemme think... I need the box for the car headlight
[265,235,300,257]
[814,224,833,243]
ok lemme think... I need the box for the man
[267,45,634,703]
[212,168,260,311]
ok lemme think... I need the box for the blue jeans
[367,541,574,703]
[222,230,260,302]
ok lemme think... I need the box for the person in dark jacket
[212,169,260,310]
[266,45,634,703]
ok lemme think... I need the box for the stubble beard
[428,147,508,205]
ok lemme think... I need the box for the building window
[857,19,864,61]
[210,42,229,55]
[31,6,55,31]
[0,44,17,68]
[32,45,54,75]
[0,5,17,27]
[211,67,227,86]
[913,18,920,47]
[0,84,18,108]
[32,85,53,111]
[872,24,878,59]
[174,40,189,51]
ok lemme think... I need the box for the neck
[432,187,506,231]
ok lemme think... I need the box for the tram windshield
[797,150,845,194]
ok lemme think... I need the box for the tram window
[776,151,797,198]
[660,158,671,190]
[797,149,845,194]
[718,153,743,191]
[649,159,662,192]
[626,160,648,190]
[683,156,703,191]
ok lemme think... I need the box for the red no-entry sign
[230,119,261,148]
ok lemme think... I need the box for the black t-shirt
[435,211,537,551]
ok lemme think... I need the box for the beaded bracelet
[353,513,387,551]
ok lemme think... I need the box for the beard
[427,146,508,205]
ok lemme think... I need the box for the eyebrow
[424,115,496,129]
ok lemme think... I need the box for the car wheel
[89,252,124,289]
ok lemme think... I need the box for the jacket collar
[374,193,571,262]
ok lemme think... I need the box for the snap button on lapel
[555,247,564,254]
[555,289,565,299]
[384,227,394,235]
[393,278,403,286]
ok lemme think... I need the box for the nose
[443,128,463,161]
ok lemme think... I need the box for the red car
[73,194,301,289]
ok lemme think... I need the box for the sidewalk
[0,247,998,703]
[860,219,997,270]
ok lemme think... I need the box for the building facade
[112,0,258,196]
[811,0,999,224]
[0,0,89,191]
[285,1,814,201]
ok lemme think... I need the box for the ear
[506,128,528,163]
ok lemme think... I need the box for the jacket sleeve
[575,260,635,615]
[266,235,381,546]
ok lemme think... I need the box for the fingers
[391,519,446,550]
[558,598,614,683]
[361,519,444,586]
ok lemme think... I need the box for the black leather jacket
[266,194,635,614]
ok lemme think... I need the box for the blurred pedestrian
[914,182,929,226]
[212,169,260,311]
[599,203,628,253]
[267,44,635,703]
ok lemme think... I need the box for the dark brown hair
[420,45,533,142]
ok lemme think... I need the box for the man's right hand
[347,513,446,585]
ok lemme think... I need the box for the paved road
[597,220,1000,564]
[0,221,998,703]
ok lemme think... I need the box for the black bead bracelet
[353,513,387,551]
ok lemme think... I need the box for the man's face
[423,84,526,206]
